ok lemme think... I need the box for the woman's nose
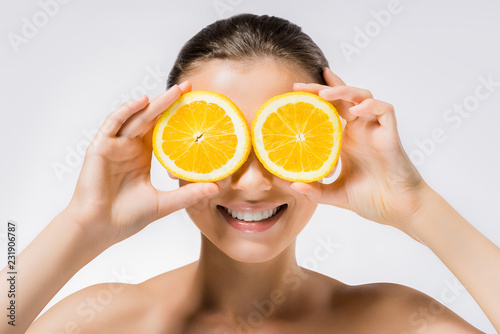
[230,148,273,194]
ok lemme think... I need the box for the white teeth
[252,211,263,220]
[236,211,244,220]
[224,206,283,222]
[244,212,252,221]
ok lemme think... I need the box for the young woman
[3,13,499,333]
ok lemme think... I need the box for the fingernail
[205,185,220,196]
[290,184,305,194]
[349,104,362,112]
[294,83,307,87]
[318,87,334,98]
[178,80,189,90]
[132,95,146,103]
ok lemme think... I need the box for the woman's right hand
[65,81,219,247]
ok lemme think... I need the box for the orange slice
[153,90,251,182]
[251,92,342,182]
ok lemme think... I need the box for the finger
[117,83,187,138]
[319,86,374,123]
[293,83,355,122]
[177,80,192,94]
[293,67,347,92]
[156,182,219,218]
[144,80,191,135]
[99,95,150,137]
[349,98,397,129]
[322,67,364,121]
[289,179,348,210]
[143,81,193,140]
[323,67,347,86]
[293,82,329,93]
[319,86,373,106]
[293,68,357,122]
[290,145,351,209]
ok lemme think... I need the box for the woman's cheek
[293,199,318,230]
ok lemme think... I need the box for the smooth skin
[2,58,498,333]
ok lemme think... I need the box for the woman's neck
[191,234,310,324]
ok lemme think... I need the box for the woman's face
[178,58,319,263]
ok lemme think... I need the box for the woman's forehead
[185,59,312,118]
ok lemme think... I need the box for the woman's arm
[0,210,110,333]
[1,81,219,334]
[408,185,500,330]
[290,68,498,332]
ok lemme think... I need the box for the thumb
[290,180,348,209]
[156,182,219,218]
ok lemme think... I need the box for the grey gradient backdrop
[1,0,499,332]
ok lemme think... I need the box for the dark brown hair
[166,13,329,89]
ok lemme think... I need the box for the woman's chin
[212,237,287,264]
[229,249,279,264]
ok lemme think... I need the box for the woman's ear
[167,171,179,180]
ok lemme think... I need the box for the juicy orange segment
[252,92,342,182]
[153,90,251,182]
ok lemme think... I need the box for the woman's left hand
[291,68,429,237]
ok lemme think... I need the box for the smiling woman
[2,13,499,334]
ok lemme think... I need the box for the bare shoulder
[330,281,484,333]
[27,262,198,334]
[27,280,164,334]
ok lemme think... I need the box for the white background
[1,0,499,332]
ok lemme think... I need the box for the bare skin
[2,58,498,333]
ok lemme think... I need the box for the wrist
[58,207,115,252]
[399,184,439,245]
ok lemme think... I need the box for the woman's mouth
[216,204,288,233]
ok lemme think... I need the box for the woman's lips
[217,204,288,233]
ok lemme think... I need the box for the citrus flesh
[251,92,342,182]
[153,90,251,182]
